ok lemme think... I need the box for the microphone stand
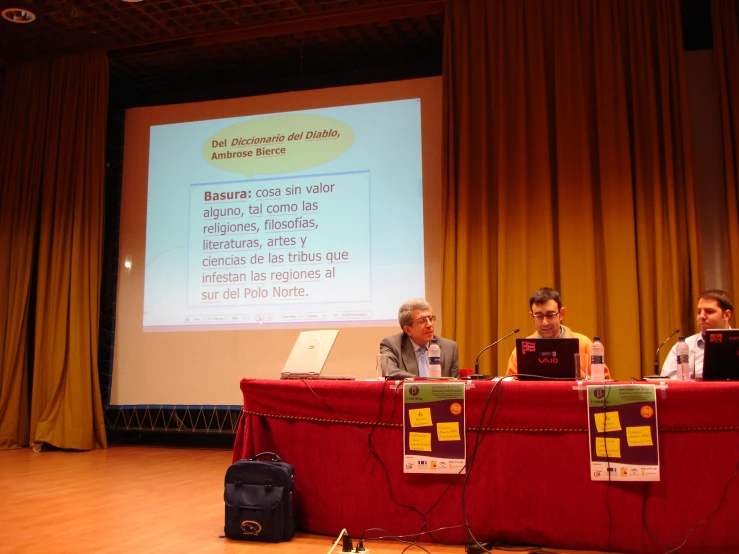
[646,327,680,378]
[466,328,520,380]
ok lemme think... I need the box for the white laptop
[279,330,355,380]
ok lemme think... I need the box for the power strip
[329,529,369,554]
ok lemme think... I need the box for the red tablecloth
[233,379,739,553]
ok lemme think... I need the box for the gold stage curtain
[442,0,702,378]
[712,0,739,308]
[0,53,108,450]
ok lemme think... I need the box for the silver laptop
[279,330,355,380]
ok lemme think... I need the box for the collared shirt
[411,340,428,355]
[661,333,705,379]
[661,327,732,379]
[412,340,430,377]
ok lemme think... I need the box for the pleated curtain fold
[441,0,702,378]
[0,52,108,450]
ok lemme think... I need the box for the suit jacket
[380,332,460,378]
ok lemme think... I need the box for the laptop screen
[280,330,349,379]
[281,329,338,377]
[515,338,580,381]
[703,329,739,381]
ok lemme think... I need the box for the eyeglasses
[532,311,560,321]
[414,315,436,325]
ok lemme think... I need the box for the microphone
[467,328,520,380]
[653,327,680,376]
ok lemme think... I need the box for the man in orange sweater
[506,287,610,379]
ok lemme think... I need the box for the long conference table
[233,378,739,553]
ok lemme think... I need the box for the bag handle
[249,452,281,462]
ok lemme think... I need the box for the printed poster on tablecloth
[587,383,660,481]
[403,381,466,474]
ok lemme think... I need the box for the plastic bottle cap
[594,336,600,341]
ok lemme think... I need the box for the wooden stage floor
[0,445,618,553]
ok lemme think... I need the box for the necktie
[418,346,429,377]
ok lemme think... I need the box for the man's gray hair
[398,298,432,328]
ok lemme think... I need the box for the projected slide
[143,99,424,329]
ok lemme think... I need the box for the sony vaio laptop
[279,330,355,380]
[515,338,580,380]
[702,329,739,381]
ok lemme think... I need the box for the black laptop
[515,338,580,380]
[702,329,739,381]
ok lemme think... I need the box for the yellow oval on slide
[203,114,355,178]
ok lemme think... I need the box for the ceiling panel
[0,0,445,106]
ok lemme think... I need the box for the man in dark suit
[380,298,460,379]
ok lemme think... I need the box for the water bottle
[676,336,690,381]
[427,339,442,378]
[591,337,605,381]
